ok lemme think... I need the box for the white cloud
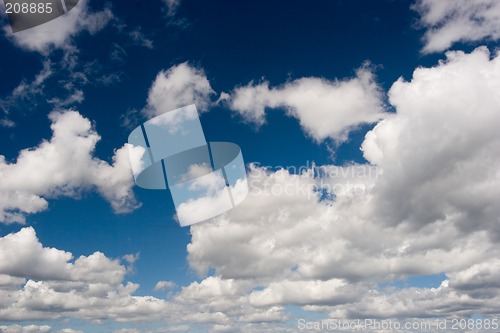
[414,0,500,53]
[0,110,139,224]
[180,47,500,326]
[2,44,500,333]
[248,279,358,307]
[361,47,500,234]
[0,227,72,280]
[0,228,171,323]
[225,65,385,142]
[157,325,190,332]
[0,326,83,333]
[4,0,113,53]
[112,329,140,333]
[0,325,51,333]
[0,61,52,123]
[143,63,214,118]
[154,280,176,291]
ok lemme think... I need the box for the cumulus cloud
[414,0,500,53]
[143,63,214,118]
[362,47,500,235]
[0,228,288,331]
[0,228,171,323]
[4,0,113,53]
[225,65,385,142]
[0,110,139,224]
[179,47,500,327]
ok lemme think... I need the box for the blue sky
[1,0,500,332]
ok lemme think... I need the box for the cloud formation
[225,65,385,142]
[181,47,500,328]
[3,0,113,53]
[0,227,170,323]
[0,110,139,224]
[143,63,215,118]
[414,0,500,53]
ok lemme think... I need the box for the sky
[1,0,500,332]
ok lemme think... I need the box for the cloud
[0,327,83,333]
[129,28,154,49]
[163,0,181,17]
[112,329,140,333]
[0,110,139,224]
[154,280,176,291]
[0,228,171,323]
[0,325,51,333]
[0,227,72,280]
[179,47,500,327]
[361,47,500,235]
[2,42,500,333]
[143,63,215,118]
[3,0,113,53]
[225,65,385,142]
[414,0,500,53]
[0,61,52,124]
[157,325,190,332]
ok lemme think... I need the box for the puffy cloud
[0,228,171,322]
[181,47,500,326]
[414,0,500,53]
[361,47,500,235]
[0,227,72,280]
[157,325,190,332]
[0,325,51,333]
[112,329,140,333]
[154,280,176,291]
[4,0,113,53]
[143,63,214,118]
[248,279,360,307]
[0,110,139,224]
[225,66,385,142]
[3,43,500,333]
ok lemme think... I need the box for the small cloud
[164,0,181,17]
[154,280,176,291]
[129,28,154,49]
[123,253,140,274]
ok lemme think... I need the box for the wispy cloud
[414,0,500,53]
